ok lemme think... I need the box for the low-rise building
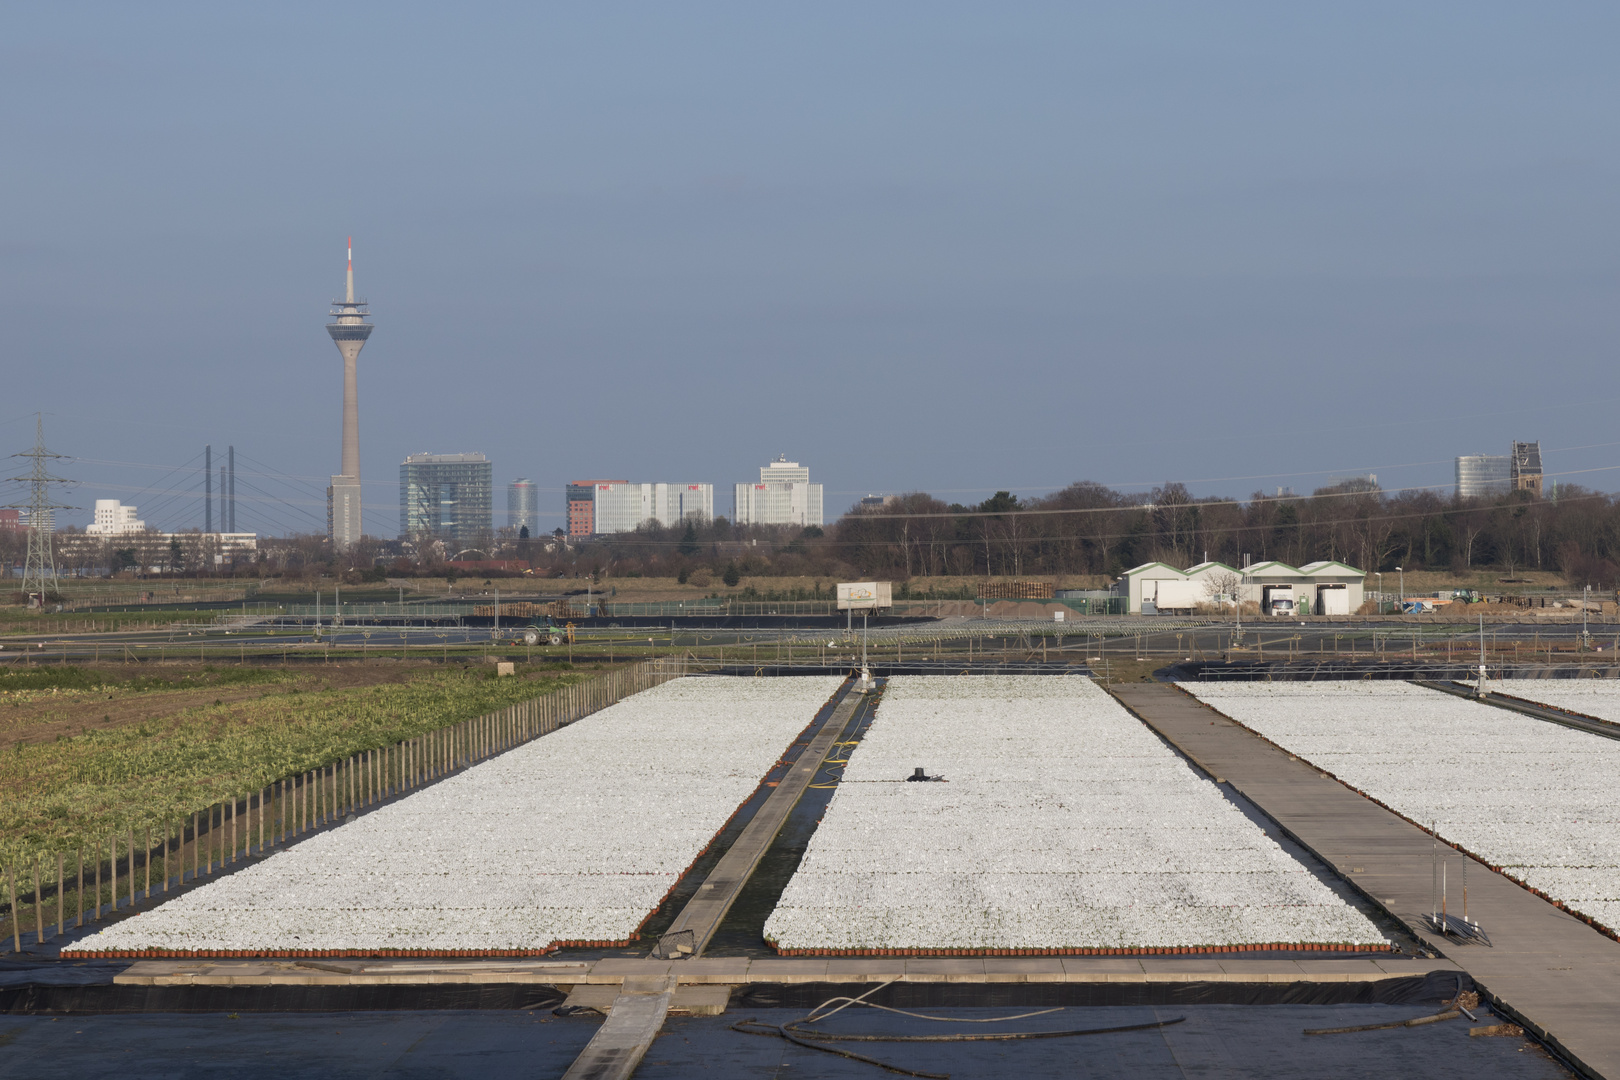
[1114,559,1365,615]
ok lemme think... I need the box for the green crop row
[0,668,587,860]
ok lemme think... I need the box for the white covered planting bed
[764,675,1386,956]
[1188,681,1620,936]
[66,675,844,958]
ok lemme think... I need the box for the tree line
[22,478,1620,588]
[551,480,1620,586]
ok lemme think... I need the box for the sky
[3,3,1618,536]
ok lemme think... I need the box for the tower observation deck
[326,238,373,551]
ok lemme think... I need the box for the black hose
[733,1019,950,1079]
[1304,974,1467,1035]
[732,1015,1187,1078]
[783,1015,1188,1043]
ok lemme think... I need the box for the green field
[1,666,587,861]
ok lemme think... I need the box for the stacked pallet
[976,581,1054,600]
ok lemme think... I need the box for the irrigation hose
[783,1015,1189,1044]
[732,978,1186,1077]
[732,1019,950,1078]
[1304,974,1467,1035]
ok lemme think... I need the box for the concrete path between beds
[657,679,863,958]
[1112,681,1620,1080]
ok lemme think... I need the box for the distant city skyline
[7,6,1619,535]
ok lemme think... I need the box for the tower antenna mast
[5,415,74,606]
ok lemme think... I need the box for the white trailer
[1151,579,1201,614]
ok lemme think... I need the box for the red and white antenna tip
[347,236,352,268]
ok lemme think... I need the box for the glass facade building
[508,478,538,533]
[400,453,494,548]
[1455,454,1510,499]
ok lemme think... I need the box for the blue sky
[3,3,1617,534]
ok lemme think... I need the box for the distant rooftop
[403,452,488,464]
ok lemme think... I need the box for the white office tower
[733,456,824,527]
[87,500,146,536]
[589,483,714,535]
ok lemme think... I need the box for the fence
[2,657,688,953]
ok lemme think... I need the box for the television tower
[326,238,372,551]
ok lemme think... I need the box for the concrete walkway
[657,681,864,957]
[1113,682,1620,1080]
[559,974,673,1080]
[114,952,1442,987]
[1419,679,1620,742]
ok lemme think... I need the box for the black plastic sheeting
[702,661,1093,677]
[0,1001,1571,1079]
[0,971,1459,1016]
[733,970,1466,1011]
[1165,659,1496,681]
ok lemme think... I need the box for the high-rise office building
[400,453,493,549]
[1456,455,1510,499]
[567,481,713,536]
[1457,441,1543,500]
[733,456,824,527]
[508,478,538,533]
[565,480,620,538]
[326,239,373,551]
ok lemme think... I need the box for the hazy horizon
[4,3,1617,536]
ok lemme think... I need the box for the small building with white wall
[1115,559,1365,615]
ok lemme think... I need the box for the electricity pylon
[6,415,73,605]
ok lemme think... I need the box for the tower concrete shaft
[326,238,373,551]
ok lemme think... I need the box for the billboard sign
[837,582,892,610]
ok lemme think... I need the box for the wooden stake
[110,832,118,912]
[33,858,43,945]
[76,849,84,925]
[57,853,64,937]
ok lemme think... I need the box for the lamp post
[1583,584,1592,650]
[1396,566,1404,608]
[1234,569,1245,645]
